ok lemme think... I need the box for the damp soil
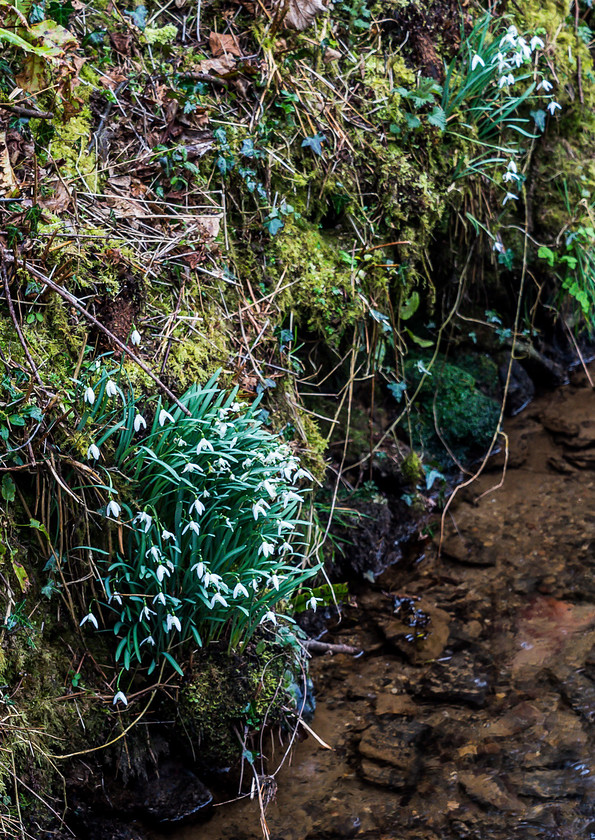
[153,365,595,840]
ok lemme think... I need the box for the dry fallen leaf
[274,0,328,31]
[209,31,242,57]
[196,55,236,76]
[196,215,222,239]
[39,179,72,213]
[0,131,18,196]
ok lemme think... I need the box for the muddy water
[163,367,595,840]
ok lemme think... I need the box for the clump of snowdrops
[77,367,318,681]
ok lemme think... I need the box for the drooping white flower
[130,329,142,346]
[183,520,200,536]
[279,541,293,554]
[84,387,95,405]
[113,691,128,706]
[134,413,147,432]
[547,101,561,115]
[252,499,270,520]
[281,490,303,508]
[165,614,181,632]
[162,529,176,541]
[259,541,276,559]
[517,37,531,59]
[87,443,101,460]
[209,593,229,609]
[530,35,545,51]
[147,545,162,561]
[105,380,118,398]
[141,606,156,620]
[471,54,485,71]
[140,635,155,647]
[292,468,313,483]
[80,612,98,629]
[503,192,518,205]
[191,561,205,578]
[109,591,122,605]
[260,479,277,499]
[270,574,280,590]
[182,462,204,474]
[153,592,167,606]
[233,582,249,599]
[537,79,553,92]
[196,438,214,454]
[493,241,506,255]
[214,457,230,471]
[512,51,524,68]
[156,564,170,582]
[106,500,121,518]
[190,498,205,516]
[135,511,153,533]
[277,520,296,535]
[260,611,277,625]
[503,169,519,183]
[159,409,174,426]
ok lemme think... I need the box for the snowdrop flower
[135,511,153,533]
[530,35,545,51]
[141,606,156,620]
[517,37,531,59]
[105,380,118,398]
[260,479,277,499]
[134,413,147,432]
[228,436,238,449]
[259,541,276,558]
[202,489,210,498]
[252,499,270,520]
[190,498,205,516]
[183,520,201,536]
[547,101,561,114]
[512,51,524,67]
[281,490,303,508]
[196,438,214,454]
[182,462,204,474]
[140,636,155,647]
[307,596,320,612]
[493,241,506,255]
[279,542,293,554]
[191,561,204,578]
[537,79,553,92]
[260,611,277,625]
[277,520,296,535]
[147,545,162,562]
[156,565,170,583]
[166,614,182,633]
[471,54,485,70]
[233,582,249,599]
[503,192,518,205]
[106,500,121,519]
[225,517,233,529]
[269,574,280,590]
[108,591,122,605]
[499,74,514,88]
[292,468,312,483]
[214,457,230,471]
[209,593,229,609]
[153,592,167,606]
[501,27,518,47]
[162,529,176,541]
[80,612,98,629]
[83,387,95,405]
[503,169,519,183]
[130,329,141,346]
[159,409,174,426]
[113,691,128,706]
[87,443,101,460]
[251,578,259,592]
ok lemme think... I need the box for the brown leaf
[196,215,222,239]
[275,0,328,31]
[0,131,18,196]
[209,31,242,58]
[196,55,236,76]
[39,179,72,213]
[110,31,133,55]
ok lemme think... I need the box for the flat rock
[139,762,213,826]
[508,769,586,800]
[459,772,526,813]
[559,672,595,724]
[415,651,490,708]
[377,599,451,664]
[357,719,430,790]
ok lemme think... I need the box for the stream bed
[154,365,595,840]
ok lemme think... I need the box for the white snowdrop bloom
[499,73,515,88]
[243,458,254,468]
[80,612,98,629]
[109,592,122,605]
[153,592,167,606]
[190,498,205,516]
[196,438,214,454]
[259,541,276,559]
[182,462,204,474]
[537,79,553,92]
[260,611,277,625]
[503,169,519,183]
[84,386,95,405]
[292,468,312,483]
[140,636,155,647]
[281,490,303,508]
[202,489,210,498]
[279,542,293,554]
[147,545,162,562]
[141,606,156,620]
[513,51,524,67]
[191,561,205,578]
[162,529,176,541]
[134,413,147,432]
[260,479,277,499]
[507,160,518,173]
[209,593,229,609]
[113,691,128,706]
[156,565,170,583]
[135,511,153,533]
[130,329,141,346]
[87,443,101,460]
[233,582,249,599]
[252,499,270,520]
[493,51,506,66]
[214,457,229,471]
[182,521,200,536]
[503,192,518,205]
[471,54,485,71]
[106,500,121,519]
[493,241,506,255]
[530,35,545,51]
[307,596,320,612]
[225,517,233,529]
[270,574,280,590]
[277,520,296,535]
[105,380,118,398]
[166,614,182,633]
[228,436,238,449]
[547,101,562,114]
[214,420,228,437]
[251,578,259,591]
[203,572,211,588]
[500,27,517,48]
[159,409,174,426]
[517,37,531,59]
[231,402,242,412]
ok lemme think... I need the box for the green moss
[50,107,97,187]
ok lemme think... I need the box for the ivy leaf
[1,475,16,502]
[264,217,284,236]
[301,133,326,156]
[387,381,407,402]
[126,5,148,30]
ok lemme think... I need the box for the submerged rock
[415,651,490,708]
[138,762,213,826]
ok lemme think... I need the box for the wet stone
[508,769,587,800]
[559,672,595,724]
[415,651,490,708]
[458,772,526,813]
[357,719,430,790]
[139,762,213,826]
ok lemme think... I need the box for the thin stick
[1,250,43,385]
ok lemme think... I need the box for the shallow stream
[155,365,595,840]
